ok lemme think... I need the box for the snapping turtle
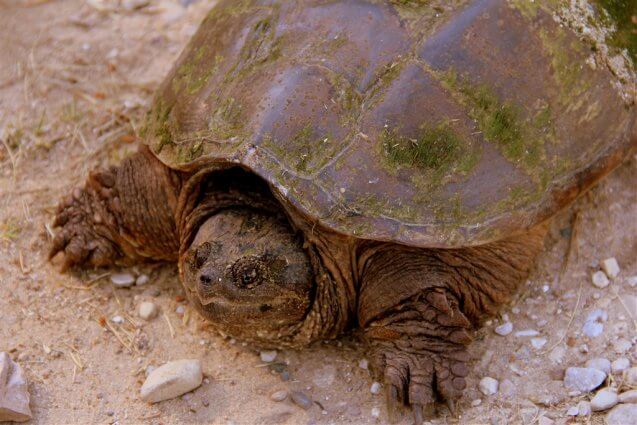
[50,0,635,420]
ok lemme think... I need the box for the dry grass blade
[105,321,134,353]
[163,312,175,338]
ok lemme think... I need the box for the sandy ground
[1,1,636,424]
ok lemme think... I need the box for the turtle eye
[230,256,268,289]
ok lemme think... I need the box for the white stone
[495,322,513,336]
[471,399,482,407]
[563,367,606,393]
[625,367,637,386]
[358,359,369,370]
[139,302,158,320]
[479,377,499,396]
[618,390,637,404]
[577,400,591,416]
[592,271,610,288]
[627,276,637,287]
[0,353,31,422]
[370,382,381,395]
[370,407,380,418]
[538,416,554,425]
[111,272,136,287]
[601,258,620,279]
[591,389,618,411]
[583,309,608,338]
[611,359,630,374]
[259,351,277,363]
[140,359,203,403]
[514,329,540,337]
[612,338,632,354]
[586,358,611,375]
[136,274,149,286]
[606,404,637,425]
[566,406,579,416]
[175,305,185,315]
[531,338,547,349]
[111,315,124,324]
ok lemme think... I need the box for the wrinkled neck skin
[175,168,358,348]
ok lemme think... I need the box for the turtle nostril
[200,274,213,285]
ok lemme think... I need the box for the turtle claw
[386,385,401,423]
[412,403,423,425]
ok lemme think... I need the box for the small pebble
[358,359,369,370]
[138,302,158,320]
[495,322,513,336]
[371,407,380,418]
[538,416,554,425]
[601,258,620,279]
[612,338,631,354]
[583,309,608,338]
[577,400,591,416]
[531,338,547,349]
[111,272,135,287]
[290,391,312,410]
[549,346,566,364]
[370,382,381,395]
[136,274,149,286]
[627,275,637,287]
[140,359,203,403]
[175,305,185,315]
[479,377,499,396]
[260,351,277,363]
[590,388,618,411]
[618,390,637,403]
[566,406,579,416]
[471,399,482,407]
[111,315,124,324]
[592,271,610,288]
[0,353,32,422]
[585,358,611,375]
[563,367,606,392]
[514,329,539,337]
[606,404,637,425]
[270,390,288,402]
[624,367,637,386]
[611,358,630,374]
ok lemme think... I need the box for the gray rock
[135,274,150,286]
[531,338,547,349]
[591,389,618,411]
[611,359,630,374]
[583,309,608,338]
[495,322,513,336]
[270,390,288,402]
[605,404,637,425]
[290,391,313,410]
[111,272,136,287]
[618,390,637,404]
[577,400,592,416]
[627,276,637,287]
[514,329,540,337]
[260,351,277,363]
[566,406,579,416]
[592,271,610,288]
[371,407,380,418]
[625,368,637,386]
[0,353,32,422]
[370,382,381,395]
[140,359,203,403]
[358,359,369,370]
[499,379,515,398]
[479,377,499,396]
[612,339,632,354]
[549,346,566,364]
[563,367,606,392]
[586,358,611,375]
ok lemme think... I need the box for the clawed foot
[373,345,469,424]
[49,173,123,270]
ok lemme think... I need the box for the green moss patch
[440,70,546,172]
[593,0,637,63]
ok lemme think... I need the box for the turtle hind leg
[49,145,181,270]
[357,227,546,421]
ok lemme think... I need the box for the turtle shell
[144,0,636,248]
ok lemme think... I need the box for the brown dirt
[1,1,635,424]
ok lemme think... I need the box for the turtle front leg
[357,228,546,422]
[50,146,181,270]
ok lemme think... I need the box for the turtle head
[181,208,314,345]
